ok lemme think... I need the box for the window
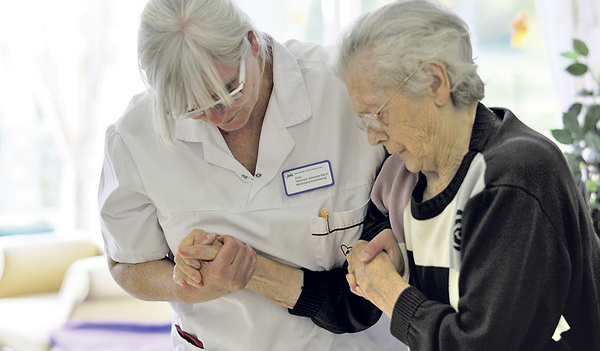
[449,0,561,134]
[0,0,148,238]
[0,0,561,239]
[238,0,560,134]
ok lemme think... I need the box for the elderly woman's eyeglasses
[356,74,412,132]
[176,57,246,120]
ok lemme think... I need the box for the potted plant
[551,38,600,233]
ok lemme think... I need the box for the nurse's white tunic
[99,39,407,350]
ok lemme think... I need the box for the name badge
[282,160,335,196]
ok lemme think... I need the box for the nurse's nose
[203,104,229,124]
[367,127,388,146]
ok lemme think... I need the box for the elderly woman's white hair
[336,0,484,109]
[137,0,271,140]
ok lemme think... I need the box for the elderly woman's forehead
[346,61,385,92]
[345,70,385,110]
[345,69,370,92]
[347,54,377,79]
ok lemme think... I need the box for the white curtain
[536,0,600,111]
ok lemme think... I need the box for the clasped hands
[172,227,407,313]
[173,229,257,296]
[346,229,409,317]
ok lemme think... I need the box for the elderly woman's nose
[367,128,387,145]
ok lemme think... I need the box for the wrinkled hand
[196,234,257,296]
[346,240,370,298]
[173,229,220,287]
[173,229,257,297]
[346,240,407,316]
[356,229,404,275]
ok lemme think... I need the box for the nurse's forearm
[247,255,303,309]
[107,257,234,305]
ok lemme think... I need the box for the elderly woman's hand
[347,240,409,317]
[357,229,405,275]
[174,229,257,297]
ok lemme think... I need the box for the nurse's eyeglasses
[175,56,246,120]
[356,73,412,132]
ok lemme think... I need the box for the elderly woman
[340,0,600,350]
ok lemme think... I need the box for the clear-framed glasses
[356,73,412,132]
[175,56,246,120]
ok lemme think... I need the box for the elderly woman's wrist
[378,273,407,317]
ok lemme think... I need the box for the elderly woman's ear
[421,60,451,107]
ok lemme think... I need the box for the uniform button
[255,173,262,178]
[241,174,249,180]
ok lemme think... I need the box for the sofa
[0,235,172,351]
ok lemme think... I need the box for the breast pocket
[310,200,369,270]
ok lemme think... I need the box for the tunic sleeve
[99,126,170,263]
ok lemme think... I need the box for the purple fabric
[49,320,172,351]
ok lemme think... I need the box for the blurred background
[0,1,598,350]
[0,0,597,243]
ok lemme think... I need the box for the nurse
[98,0,410,349]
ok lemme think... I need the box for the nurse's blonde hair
[138,0,271,141]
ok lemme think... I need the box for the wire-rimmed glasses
[175,57,246,120]
[356,73,412,132]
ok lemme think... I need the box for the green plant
[551,38,600,231]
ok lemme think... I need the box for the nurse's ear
[247,31,260,57]
[421,60,451,107]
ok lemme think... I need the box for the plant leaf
[590,199,600,210]
[563,153,583,179]
[566,103,583,137]
[563,108,581,136]
[573,39,589,56]
[561,51,579,60]
[577,89,595,97]
[584,131,600,151]
[552,129,574,144]
[568,102,583,116]
[566,63,589,76]
[584,105,600,132]
[587,180,598,193]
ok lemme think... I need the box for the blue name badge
[282,160,335,196]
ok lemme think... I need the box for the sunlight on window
[0,0,147,238]
[442,0,560,136]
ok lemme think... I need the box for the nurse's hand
[175,230,258,298]
[173,229,222,288]
[197,235,257,296]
